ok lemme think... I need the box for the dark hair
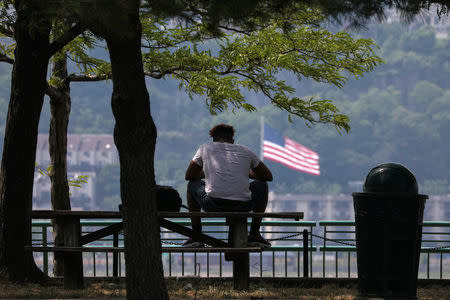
[209,124,235,141]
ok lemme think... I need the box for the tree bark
[48,54,72,277]
[0,0,51,282]
[102,2,168,299]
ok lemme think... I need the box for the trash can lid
[363,163,418,194]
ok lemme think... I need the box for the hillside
[0,21,449,208]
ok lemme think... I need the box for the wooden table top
[31,210,304,220]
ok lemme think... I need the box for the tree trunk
[103,2,168,299]
[48,54,72,277]
[0,0,51,282]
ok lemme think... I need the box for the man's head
[209,124,235,143]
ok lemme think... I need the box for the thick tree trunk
[0,1,51,282]
[103,3,168,299]
[48,55,72,276]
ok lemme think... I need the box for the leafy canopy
[141,7,382,132]
[0,2,384,133]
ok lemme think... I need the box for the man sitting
[183,123,273,248]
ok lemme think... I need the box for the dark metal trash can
[352,163,428,299]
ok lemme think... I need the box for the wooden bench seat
[160,212,304,220]
[30,210,304,219]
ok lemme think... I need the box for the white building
[267,193,354,220]
[267,193,450,221]
[36,134,118,168]
[34,134,118,210]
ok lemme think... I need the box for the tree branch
[0,54,14,64]
[144,71,163,79]
[144,64,238,79]
[49,23,86,58]
[144,65,206,79]
[45,83,63,99]
[216,25,253,35]
[65,73,110,83]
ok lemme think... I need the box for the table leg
[231,216,249,290]
[63,216,84,289]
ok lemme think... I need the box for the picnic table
[28,210,304,290]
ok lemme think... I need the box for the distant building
[267,193,450,221]
[36,134,118,167]
[33,134,118,210]
[267,193,354,220]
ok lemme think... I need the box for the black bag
[155,185,184,212]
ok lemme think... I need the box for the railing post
[260,252,263,278]
[206,253,209,278]
[323,225,326,278]
[303,229,308,278]
[169,252,172,277]
[113,232,118,277]
[219,253,222,277]
[310,225,313,277]
[42,224,48,276]
[285,251,288,277]
[194,253,197,276]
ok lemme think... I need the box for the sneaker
[247,233,271,248]
[182,237,204,248]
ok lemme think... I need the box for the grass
[169,283,356,299]
[1,278,450,299]
[0,280,125,298]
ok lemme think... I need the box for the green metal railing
[318,221,450,279]
[31,219,316,278]
[319,220,357,278]
[31,220,450,278]
[421,221,450,279]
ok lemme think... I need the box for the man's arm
[185,160,205,180]
[249,162,273,181]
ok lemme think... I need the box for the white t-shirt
[192,142,261,201]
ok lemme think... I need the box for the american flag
[262,123,320,176]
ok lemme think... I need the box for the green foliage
[1,3,383,135]
[35,164,89,196]
[141,10,382,133]
[0,41,14,59]
[59,33,111,79]
[47,21,111,86]
[1,4,382,134]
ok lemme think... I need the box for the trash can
[352,163,428,299]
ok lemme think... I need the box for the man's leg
[183,180,208,247]
[249,180,268,235]
[187,183,202,233]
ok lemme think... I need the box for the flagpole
[260,116,264,161]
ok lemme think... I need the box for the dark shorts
[187,180,268,212]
